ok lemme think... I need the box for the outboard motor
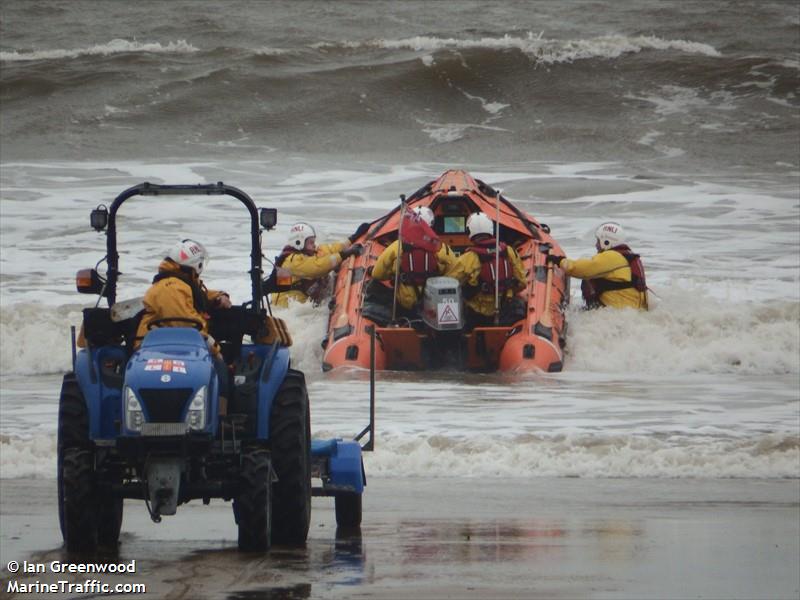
[422,277,464,331]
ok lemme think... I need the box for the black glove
[261,270,278,294]
[349,222,370,242]
[340,243,364,259]
[546,254,564,266]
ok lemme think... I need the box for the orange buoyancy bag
[468,239,515,294]
[398,212,442,285]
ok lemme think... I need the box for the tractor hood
[123,328,216,432]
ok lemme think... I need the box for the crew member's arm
[371,240,399,281]
[445,252,480,287]
[436,243,457,274]
[560,251,627,280]
[507,246,528,290]
[284,250,344,279]
[205,287,231,308]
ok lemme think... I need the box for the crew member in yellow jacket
[371,206,456,313]
[445,212,527,327]
[135,239,233,408]
[268,222,367,308]
[546,222,648,310]
[135,239,232,353]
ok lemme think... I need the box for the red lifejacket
[582,245,647,307]
[467,238,516,295]
[398,212,441,286]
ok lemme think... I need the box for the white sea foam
[418,120,510,144]
[0,304,83,375]
[358,432,800,479]
[0,39,198,62]
[314,33,721,64]
[460,89,511,116]
[625,85,738,117]
[0,435,56,479]
[564,291,800,375]
[2,430,795,481]
[253,47,291,57]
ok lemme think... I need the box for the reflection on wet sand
[400,520,569,564]
[2,478,797,599]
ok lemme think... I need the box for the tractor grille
[141,423,188,436]
[139,388,193,423]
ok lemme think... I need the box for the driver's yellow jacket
[135,259,227,355]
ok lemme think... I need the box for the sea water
[1,1,798,482]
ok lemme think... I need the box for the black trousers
[213,354,230,399]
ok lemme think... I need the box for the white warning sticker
[437,299,460,324]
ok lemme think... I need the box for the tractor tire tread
[269,369,311,546]
[236,448,271,551]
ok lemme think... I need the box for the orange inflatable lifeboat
[322,170,568,373]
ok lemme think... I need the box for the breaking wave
[313,33,722,63]
[1,289,797,377]
[2,430,796,480]
[0,39,198,62]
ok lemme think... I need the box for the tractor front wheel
[97,495,124,547]
[61,447,98,552]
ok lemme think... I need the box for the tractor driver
[135,239,233,410]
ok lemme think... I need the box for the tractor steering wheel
[147,317,204,331]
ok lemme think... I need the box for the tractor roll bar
[103,182,263,309]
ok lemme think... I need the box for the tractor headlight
[185,386,207,430]
[124,387,144,432]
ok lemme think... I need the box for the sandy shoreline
[1,477,798,599]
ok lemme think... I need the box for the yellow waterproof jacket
[135,260,227,355]
[446,243,527,317]
[270,242,346,307]
[558,250,647,309]
[371,240,456,310]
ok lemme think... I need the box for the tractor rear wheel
[235,447,272,551]
[269,369,311,545]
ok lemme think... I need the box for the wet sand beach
[1,477,798,599]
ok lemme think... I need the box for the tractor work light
[260,208,277,230]
[90,204,108,231]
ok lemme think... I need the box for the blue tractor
[58,183,371,552]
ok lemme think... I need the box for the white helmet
[412,205,434,227]
[466,212,494,239]
[287,222,316,250]
[595,222,625,251]
[168,239,208,275]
